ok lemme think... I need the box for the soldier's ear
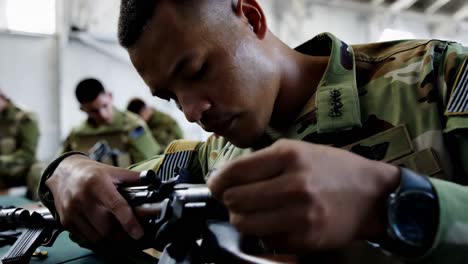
[234,0,267,40]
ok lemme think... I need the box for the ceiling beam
[389,0,418,12]
[454,3,468,21]
[425,0,452,14]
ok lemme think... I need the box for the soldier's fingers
[99,187,144,240]
[108,166,141,186]
[230,204,317,239]
[262,230,326,254]
[222,172,309,213]
[68,214,102,244]
[208,145,287,199]
[86,204,117,238]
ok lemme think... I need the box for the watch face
[388,191,436,247]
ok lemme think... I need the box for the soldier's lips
[202,115,236,135]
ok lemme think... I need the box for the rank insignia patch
[129,126,145,139]
[446,59,468,115]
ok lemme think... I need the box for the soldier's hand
[208,139,400,252]
[45,155,144,244]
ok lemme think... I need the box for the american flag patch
[446,59,468,115]
[156,150,193,182]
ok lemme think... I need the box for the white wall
[0,32,60,162]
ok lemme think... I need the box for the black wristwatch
[383,167,439,257]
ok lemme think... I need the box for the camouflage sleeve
[421,41,468,263]
[169,119,183,140]
[153,114,184,147]
[56,134,73,156]
[128,122,162,163]
[0,113,39,180]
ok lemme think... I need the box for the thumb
[108,166,142,186]
[104,167,146,239]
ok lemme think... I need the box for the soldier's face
[139,106,153,122]
[129,1,279,148]
[81,92,114,126]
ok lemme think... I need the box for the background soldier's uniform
[60,108,160,167]
[40,33,468,263]
[0,101,39,188]
[146,109,183,151]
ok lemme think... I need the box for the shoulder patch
[129,126,145,139]
[446,58,468,116]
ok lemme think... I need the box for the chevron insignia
[446,59,468,115]
[156,150,193,182]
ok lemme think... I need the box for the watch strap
[398,167,434,193]
[382,167,439,258]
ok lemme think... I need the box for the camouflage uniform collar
[265,32,362,142]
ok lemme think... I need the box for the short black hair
[127,97,146,114]
[118,0,231,48]
[75,78,105,104]
[118,0,158,48]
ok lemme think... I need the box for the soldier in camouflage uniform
[127,97,183,151]
[0,91,39,190]
[59,78,161,167]
[38,0,468,263]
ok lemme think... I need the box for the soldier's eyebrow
[151,86,166,96]
[149,75,169,95]
[150,84,174,101]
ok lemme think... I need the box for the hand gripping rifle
[0,205,62,264]
[120,169,280,264]
[0,169,286,264]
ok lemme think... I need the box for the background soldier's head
[127,97,153,122]
[118,0,284,148]
[76,78,114,126]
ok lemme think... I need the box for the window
[1,0,56,34]
[378,28,415,42]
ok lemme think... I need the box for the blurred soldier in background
[59,78,160,167]
[127,97,183,151]
[0,90,39,194]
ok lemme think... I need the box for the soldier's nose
[182,101,212,123]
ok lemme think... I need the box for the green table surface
[0,195,102,264]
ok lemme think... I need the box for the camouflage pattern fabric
[60,108,160,166]
[146,109,183,151]
[0,101,39,188]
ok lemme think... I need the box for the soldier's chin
[225,134,259,149]
[104,119,113,125]
[96,119,112,126]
